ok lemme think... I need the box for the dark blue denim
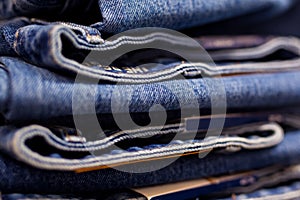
[0,0,295,33]
[205,164,300,199]
[219,181,300,200]
[0,122,283,171]
[0,18,30,56]
[1,194,87,200]
[1,57,300,122]
[0,0,66,19]
[92,0,296,33]
[0,0,101,25]
[1,18,300,82]
[3,165,299,200]
[185,0,300,38]
[0,129,300,193]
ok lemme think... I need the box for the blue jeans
[3,164,300,199]
[0,0,295,33]
[0,129,300,193]
[1,56,300,122]
[0,121,284,171]
[1,18,300,82]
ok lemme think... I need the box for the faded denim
[1,18,300,82]
[1,57,300,122]
[0,0,295,33]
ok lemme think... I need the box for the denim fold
[0,129,299,193]
[1,56,300,122]
[0,0,295,33]
[1,19,300,82]
[0,122,284,171]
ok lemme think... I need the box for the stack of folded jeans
[1,0,300,199]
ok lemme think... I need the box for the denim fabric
[1,194,86,200]
[0,0,65,19]
[219,181,300,200]
[93,0,295,33]
[3,165,299,200]
[1,18,300,81]
[0,0,101,25]
[130,164,300,200]
[195,36,274,51]
[0,18,30,56]
[206,164,300,199]
[1,57,300,122]
[0,65,8,112]
[0,0,294,33]
[0,129,300,193]
[2,192,145,200]
[185,1,300,38]
[0,122,283,171]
